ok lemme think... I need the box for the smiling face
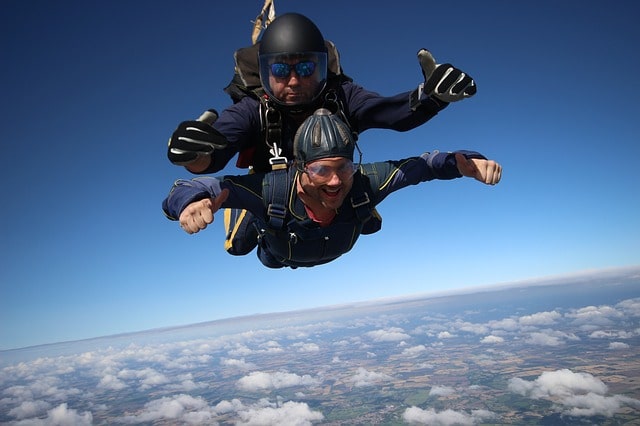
[298,157,356,210]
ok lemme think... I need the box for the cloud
[402,345,427,356]
[236,400,323,426]
[237,371,320,392]
[566,305,622,327]
[12,403,93,426]
[518,310,561,326]
[117,394,215,424]
[524,329,579,347]
[117,367,170,390]
[221,357,256,370]
[7,400,51,420]
[608,342,629,350]
[437,331,455,339]
[350,367,393,387]
[480,335,504,344]
[508,369,640,417]
[97,374,127,391]
[292,342,320,353]
[429,385,455,397]
[589,330,636,339]
[403,407,496,425]
[365,327,411,342]
[487,318,519,331]
[452,320,488,335]
[616,298,640,316]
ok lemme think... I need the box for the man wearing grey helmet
[163,110,501,269]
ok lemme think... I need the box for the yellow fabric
[224,208,249,251]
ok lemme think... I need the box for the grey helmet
[294,109,354,166]
[258,13,328,105]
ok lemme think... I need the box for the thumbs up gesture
[418,49,476,102]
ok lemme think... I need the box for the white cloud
[589,330,635,339]
[453,320,488,335]
[118,394,215,424]
[403,406,496,425]
[350,367,393,387]
[13,403,93,426]
[292,342,320,353]
[524,329,579,347]
[519,311,561,326]
[365,327,411,342]
[509,369,607,398]
[98,374,127,391]
[480,335,504,344]
[117,367,170,390]
[562,393,640,417]
[7,400,51,420]
[429,385,455,397]
[237,371,320,392]
[566,305,622,327]
[508,369,640,417]
[608,342,629,350]
[488,318,519,331]
[236,400,323,426]
[437,331,455,339]
[616,298,640,316]
[402,345,427,356]
[221,357,256,370]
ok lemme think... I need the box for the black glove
[417,49,476,102]
[167,110,228,166]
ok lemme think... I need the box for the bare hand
[455,153,502,185]
[179,189,229,234]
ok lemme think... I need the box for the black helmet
[259,13,327,55]
[294,109,354,165]
[258,13,328,105]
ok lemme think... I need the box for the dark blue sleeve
[363,150,486,205]
[341,81,448,133]
[200,97,262,173]
[162,174,265,221]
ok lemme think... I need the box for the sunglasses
[304,160,358,183]
[270,61,317,79]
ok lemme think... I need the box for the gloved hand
[417,49,476,102]
[167,109,228,166]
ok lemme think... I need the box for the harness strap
[263,161,289,229]
[349,173,373,224]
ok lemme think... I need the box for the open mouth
[322,187,341,198]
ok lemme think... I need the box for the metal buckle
[267,204,286,219]
[351,192,370,208]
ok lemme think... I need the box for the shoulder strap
[262,161,290,229]
[349,172,374,224]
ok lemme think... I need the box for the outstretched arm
[455,153,502,185]
[179,189,229,234]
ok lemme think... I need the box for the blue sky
[1,0,639,350]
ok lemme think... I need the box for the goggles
[304,159,358,183]
[270,61,317,79]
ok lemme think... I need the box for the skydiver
[163,109,501,269]
[166,13,477,256]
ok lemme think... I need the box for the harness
[258,167,376,268]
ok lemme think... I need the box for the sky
[1,0,639,351]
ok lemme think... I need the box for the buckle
[351,192,370,208]
[267,204,286,219]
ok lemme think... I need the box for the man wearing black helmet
[167,13,477,256]
[163,110,501,269]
